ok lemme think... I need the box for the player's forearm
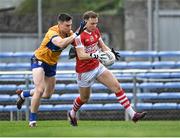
[101,44,111,52]
[77,52,92,60]
[55,34,77,49]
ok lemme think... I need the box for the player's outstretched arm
[52,21,86,50]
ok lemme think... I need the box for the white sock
[20,91,25,99]
[70,110,76,118]
[126,106,136,119]
[30,89,35,95]
[20,89,35,99]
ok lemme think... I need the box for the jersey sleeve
[74,35,85,48]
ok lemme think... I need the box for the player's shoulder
[47,25,59,34]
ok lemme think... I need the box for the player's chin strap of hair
[111,48,121,60]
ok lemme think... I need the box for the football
[100,51,116,66]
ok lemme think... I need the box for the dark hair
[83,11,98,20]
[57,13,72,22]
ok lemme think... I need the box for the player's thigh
[44,76,56,96]
[32,67,45,91]
[79,87,91,102]
[96,69,121,93]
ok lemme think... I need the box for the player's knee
[35,87,44,94]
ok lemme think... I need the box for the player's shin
[29,112,37,127]
[115,89,136,119]
[70,97,84,118]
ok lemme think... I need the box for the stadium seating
[1,51,180,121]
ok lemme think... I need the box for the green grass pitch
[0,120,180,137]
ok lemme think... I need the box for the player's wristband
[72,33,78,38]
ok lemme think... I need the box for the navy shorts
[31,55,57,77]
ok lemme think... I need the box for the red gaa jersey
[75,28,102,73]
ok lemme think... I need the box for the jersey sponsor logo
[85,42,98,53]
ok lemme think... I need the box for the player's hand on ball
[90,51,108,60]
[111,48,120,60]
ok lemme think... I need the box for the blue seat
[39,105,53,111]
[115,73,133,80]
[10,95,18,101]
[139,82,164,89]
[170,72,180,78]
[57,62,75,70]
[65,84,78,91]
[158,92,180,99]
[53,104,72,111]
[0,52,13,58]
[0,84,17,91]
[152,61,176,68]
[164,82,180,89]
[137,93,158,100]
[133,51,157,58]
[136,103,153,110]
[107,93,117,100]
[175,61,180,68]
[0,63,7,70]
[177,104,180,109]
[56,74,76,81]
[12,52,33,58]
[7,63,30,70]
[118,51,133,57]
[0,74,25,80]
[17,84,34,90]
[109,62,128,69]
[103,103,123,110]
[90,93,108,100]
[121,83,137,89]
[153,103,177,110]
[3,105,26,112]
[127,61,152,69]
[0,105,4,111]
[0,94,10,101]
[55,84,66,91]
[158,51,180,57]
[92,83,107,91]
[81,104,103,111]
[137,72,170,79]
[60,93,79,100]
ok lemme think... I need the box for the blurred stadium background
[0,0,180,124]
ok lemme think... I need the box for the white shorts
[76,64,107,87]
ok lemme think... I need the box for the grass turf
[0,120,180,137]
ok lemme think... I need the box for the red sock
[72,97,84,112]
[115,89,130,109]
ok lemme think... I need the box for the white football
[100,51,116,66]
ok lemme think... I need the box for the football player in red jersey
[68,11,146,126]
